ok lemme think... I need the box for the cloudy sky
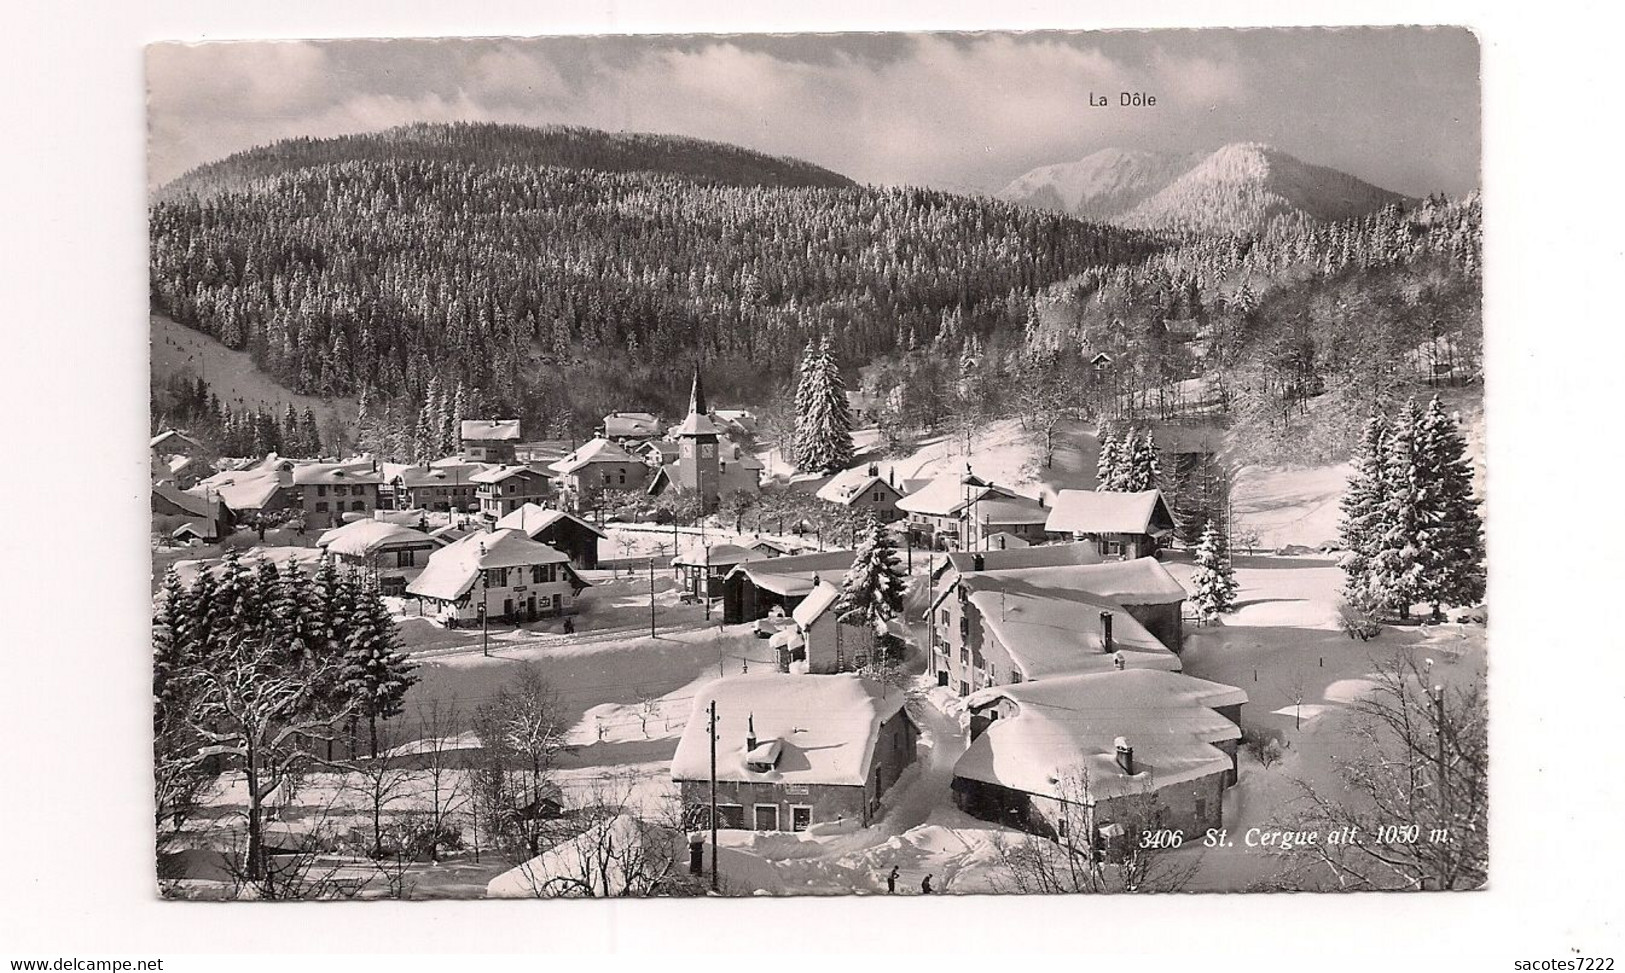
[147,28,1479,196]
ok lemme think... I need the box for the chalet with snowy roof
[744,537,798,558]
[316,520,445,595]
[815,464,906,522]
[548,437,648,510]
[153,484,232,541]
[382,463,487,512]
[896,469,1047,551]
[720,549,858,624]
[151,430,205,488]
[952,670,1246,840]
[493,503,607,569]
[768,578,907,674]
[672,673,918,832]
[602,411,663,443]
[930,540,1105,589]
[459,420,522,464]
[929,558,1188,695]
[191,457,382,530]
[1045,489,1177,559]
[406,528,587,625]
[671,543,763,602]
[711,409,758,440]
[471,464,555,523]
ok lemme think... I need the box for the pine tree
[183,564,220,660]
[1371,399,1427,620]
[792,335,855,473]
[300,407,322,458]
[1189,521,1238,621]
[835,515,907,635]
[1415,397,1486,619]
[340,582,419,757]
[1338,414,1390,601]
[153,567,191,718]
[791,340,821,470]
[1095,429,1121,491]
[1125,427,1162,491]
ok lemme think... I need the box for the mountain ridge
[999,142,1409,233]
[157,121,860,200]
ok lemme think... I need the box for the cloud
[145,30,1478,196]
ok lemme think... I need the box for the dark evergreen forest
[149,123,1164,440]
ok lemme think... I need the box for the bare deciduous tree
[989,769,1200,894]
[177,635,353,883]
[471,667,572,861]
[1263,652,1487,891]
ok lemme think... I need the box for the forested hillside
[157,122,859,199]
[862,193,1480,470]
[149,123,1163,444]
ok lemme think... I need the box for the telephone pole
[1432,682,1449,888]
[708,699,719,893]
[648,557,657,638]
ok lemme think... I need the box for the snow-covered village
[141,31,1488,901]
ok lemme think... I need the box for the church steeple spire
[687,362,708,419]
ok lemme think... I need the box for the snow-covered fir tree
[1125,427,1162,491]
[1415,396,1485,619]
[1338,414,1390,600]
[1096,429,1123,490]
[1370,399,1427,619]
[340,582,419,756]
[793,334,855,473]
[1188,520,1238,622]
[835,515,907,633]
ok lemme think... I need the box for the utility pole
[708,700,719,893]
[648,557,656,638]
[479,543,490,657]
[1432,682,1449,888]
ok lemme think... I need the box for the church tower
[672,364,720,512]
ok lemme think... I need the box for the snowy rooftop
[603,412,662,438]
[671,673,907,787]
[1044,489,1174,536]
[468,463,551,484]
[936,540,1104,578]
[289,461,382,486]
[548,437,639,474]
[791,579,843,629]
[486,813,645,898]
[461,419,521,442]
[406,528,572,602]
[384,463,492,488]
[672,543,762,569]
[954,669,1245,802]
[966,558,1188,606]
[896,472,1029,517]
[724,550,858,597]
[963,581,1180,679]
[971,497,1049,525]
[315,519,441,557]
[815,465,900,505]
[494,503,606,539]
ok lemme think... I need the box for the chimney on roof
[887,467,895,487]
[746,713,757,752]
[1115,737,1135,776]
[1100,611,1114,653]
[971,553,984,572]
[1114,652,1125,670]
[867,462,878,477]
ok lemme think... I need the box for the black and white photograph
[142,26,1488,900]
[4,0,1624,964]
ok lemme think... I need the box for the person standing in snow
[886,866,899,893]
[920,874,933,894]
